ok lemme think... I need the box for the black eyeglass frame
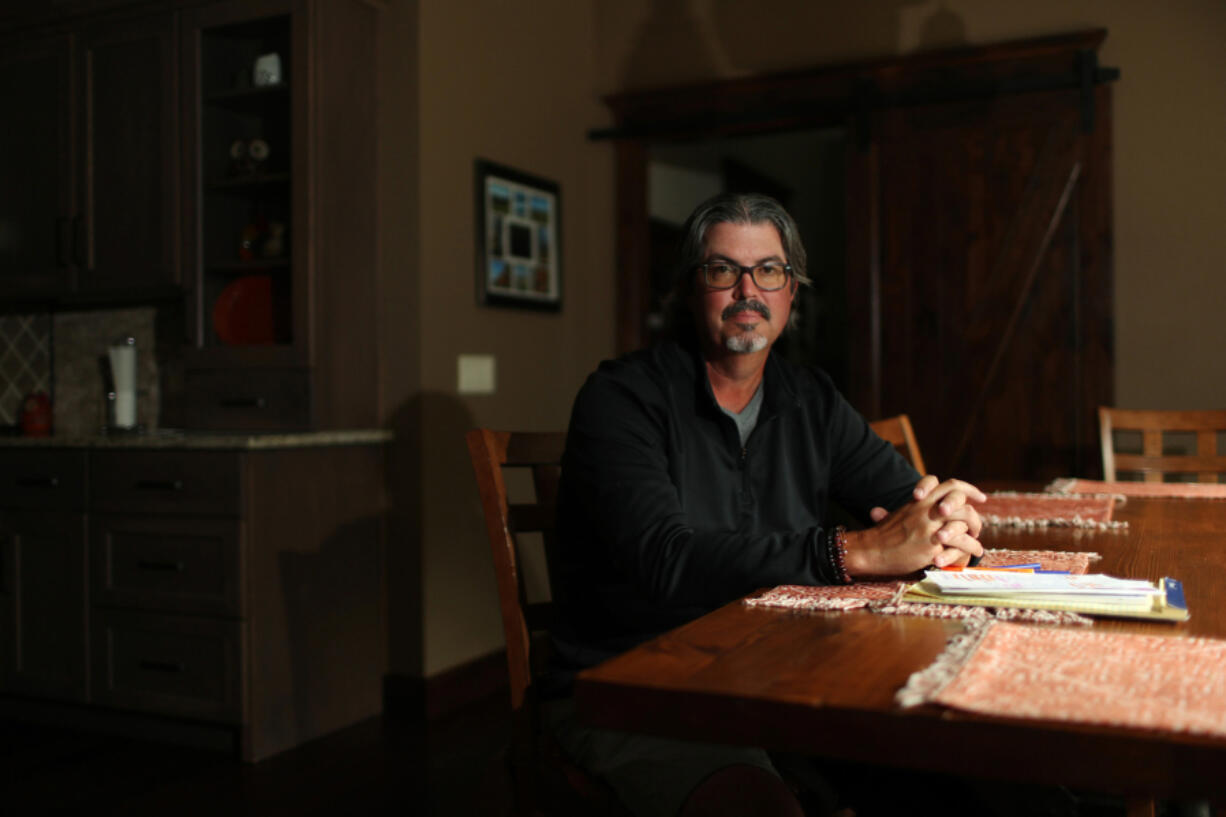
[696,262,794,292]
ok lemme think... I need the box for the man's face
[690,221,795,357]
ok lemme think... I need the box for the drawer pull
[138,660,185,674]
[16,475,59,488]
[134,479,184,491]
[219,397,267,409]
[137,560,185,573]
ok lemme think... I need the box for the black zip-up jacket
[548,340,920,682]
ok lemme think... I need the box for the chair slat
[504,432,567,466]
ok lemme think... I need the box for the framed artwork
[474,159,562,310]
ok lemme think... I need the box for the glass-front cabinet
[181,0,377,431]
[183,2,303,367]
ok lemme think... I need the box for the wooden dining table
[574,495,1226,808]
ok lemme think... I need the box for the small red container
[20,391,52,437]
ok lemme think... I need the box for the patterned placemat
[980,492,1126,530]
[1048,478,1226,500]
[898,620,1226,739]
[744,549,1101,626]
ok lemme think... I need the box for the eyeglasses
[698,262,793,292]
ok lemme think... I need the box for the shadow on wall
[383,388,505,683]
[617,0,969,90]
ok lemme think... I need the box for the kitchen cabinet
[76,12,181,297]
[0,436,388,762]
[0,9,181,304]
[180,0,379,431]
[0,449,90,702]
[0,36,75,299]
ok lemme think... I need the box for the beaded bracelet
[828,524,852,585]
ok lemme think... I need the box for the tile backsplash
[0,313,52,426]
[53,307,161,436]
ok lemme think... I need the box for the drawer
[92,608,243,723]
[184,369,310,430]
[0,449,87,511]
[92,515,243,617]
[90,450,241,515]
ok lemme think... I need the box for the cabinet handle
[56,218,71,267]
[220,397,267,409]
[134,479,184,491]
[137,560,185,573]
[138,660,184,674]
[73,215,88,269]
[16,475,59,488]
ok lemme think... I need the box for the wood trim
[615,141,649,354]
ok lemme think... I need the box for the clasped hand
[844,475,986,577]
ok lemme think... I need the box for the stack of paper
[902,570,1189,621]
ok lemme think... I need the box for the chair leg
[1125,796,1155,817]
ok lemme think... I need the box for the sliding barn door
[847,86,1113,482]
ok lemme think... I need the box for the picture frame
[474,159,562,311]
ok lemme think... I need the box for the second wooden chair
[1098,407,1226,482]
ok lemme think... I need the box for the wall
[596,0,1226,410]
[379,1,615,677]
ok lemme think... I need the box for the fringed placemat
[744,549,1100,626]
[980,548,1101,574]
[1048,478,1226,500]
[897,620,1226,740]
[743,581,902,611]
[979,492,1127,530]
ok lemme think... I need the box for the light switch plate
[457,354,496,395]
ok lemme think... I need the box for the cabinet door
[182,0,305,368]
[0,510,89,702]
[0,35,75,298]
[76,13,180,296]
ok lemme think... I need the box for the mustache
[722,300,771,321]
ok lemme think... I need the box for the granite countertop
[0,428,393,450]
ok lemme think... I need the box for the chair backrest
[1098,407,1226,483]
[869,413,927,474]
[467,428,576,814]
[466,429,565,713]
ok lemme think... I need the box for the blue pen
[981,563,1041,570]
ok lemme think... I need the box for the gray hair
[662,192,811,338]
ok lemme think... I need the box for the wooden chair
[869,413,927,474]
[1098,407,1226,483]
[465,429,628,817]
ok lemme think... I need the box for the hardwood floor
[2,690,514,816]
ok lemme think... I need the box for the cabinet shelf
[205,83,289,113]
[207,172,290,190]
[205,259,290,273]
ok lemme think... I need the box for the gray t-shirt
[720,382,764,445]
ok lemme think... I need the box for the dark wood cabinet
[0,36,75,299]
[0,439,388,762]
[0,10,180,304]
[0,449,90,702]
[180,0,379,431]
[1,0,380,432]
[76,11,181,297]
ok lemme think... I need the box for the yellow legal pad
[901,575,1190,622]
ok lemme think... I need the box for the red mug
[20,391,52,437]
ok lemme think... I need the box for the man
[545,193,985,817]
